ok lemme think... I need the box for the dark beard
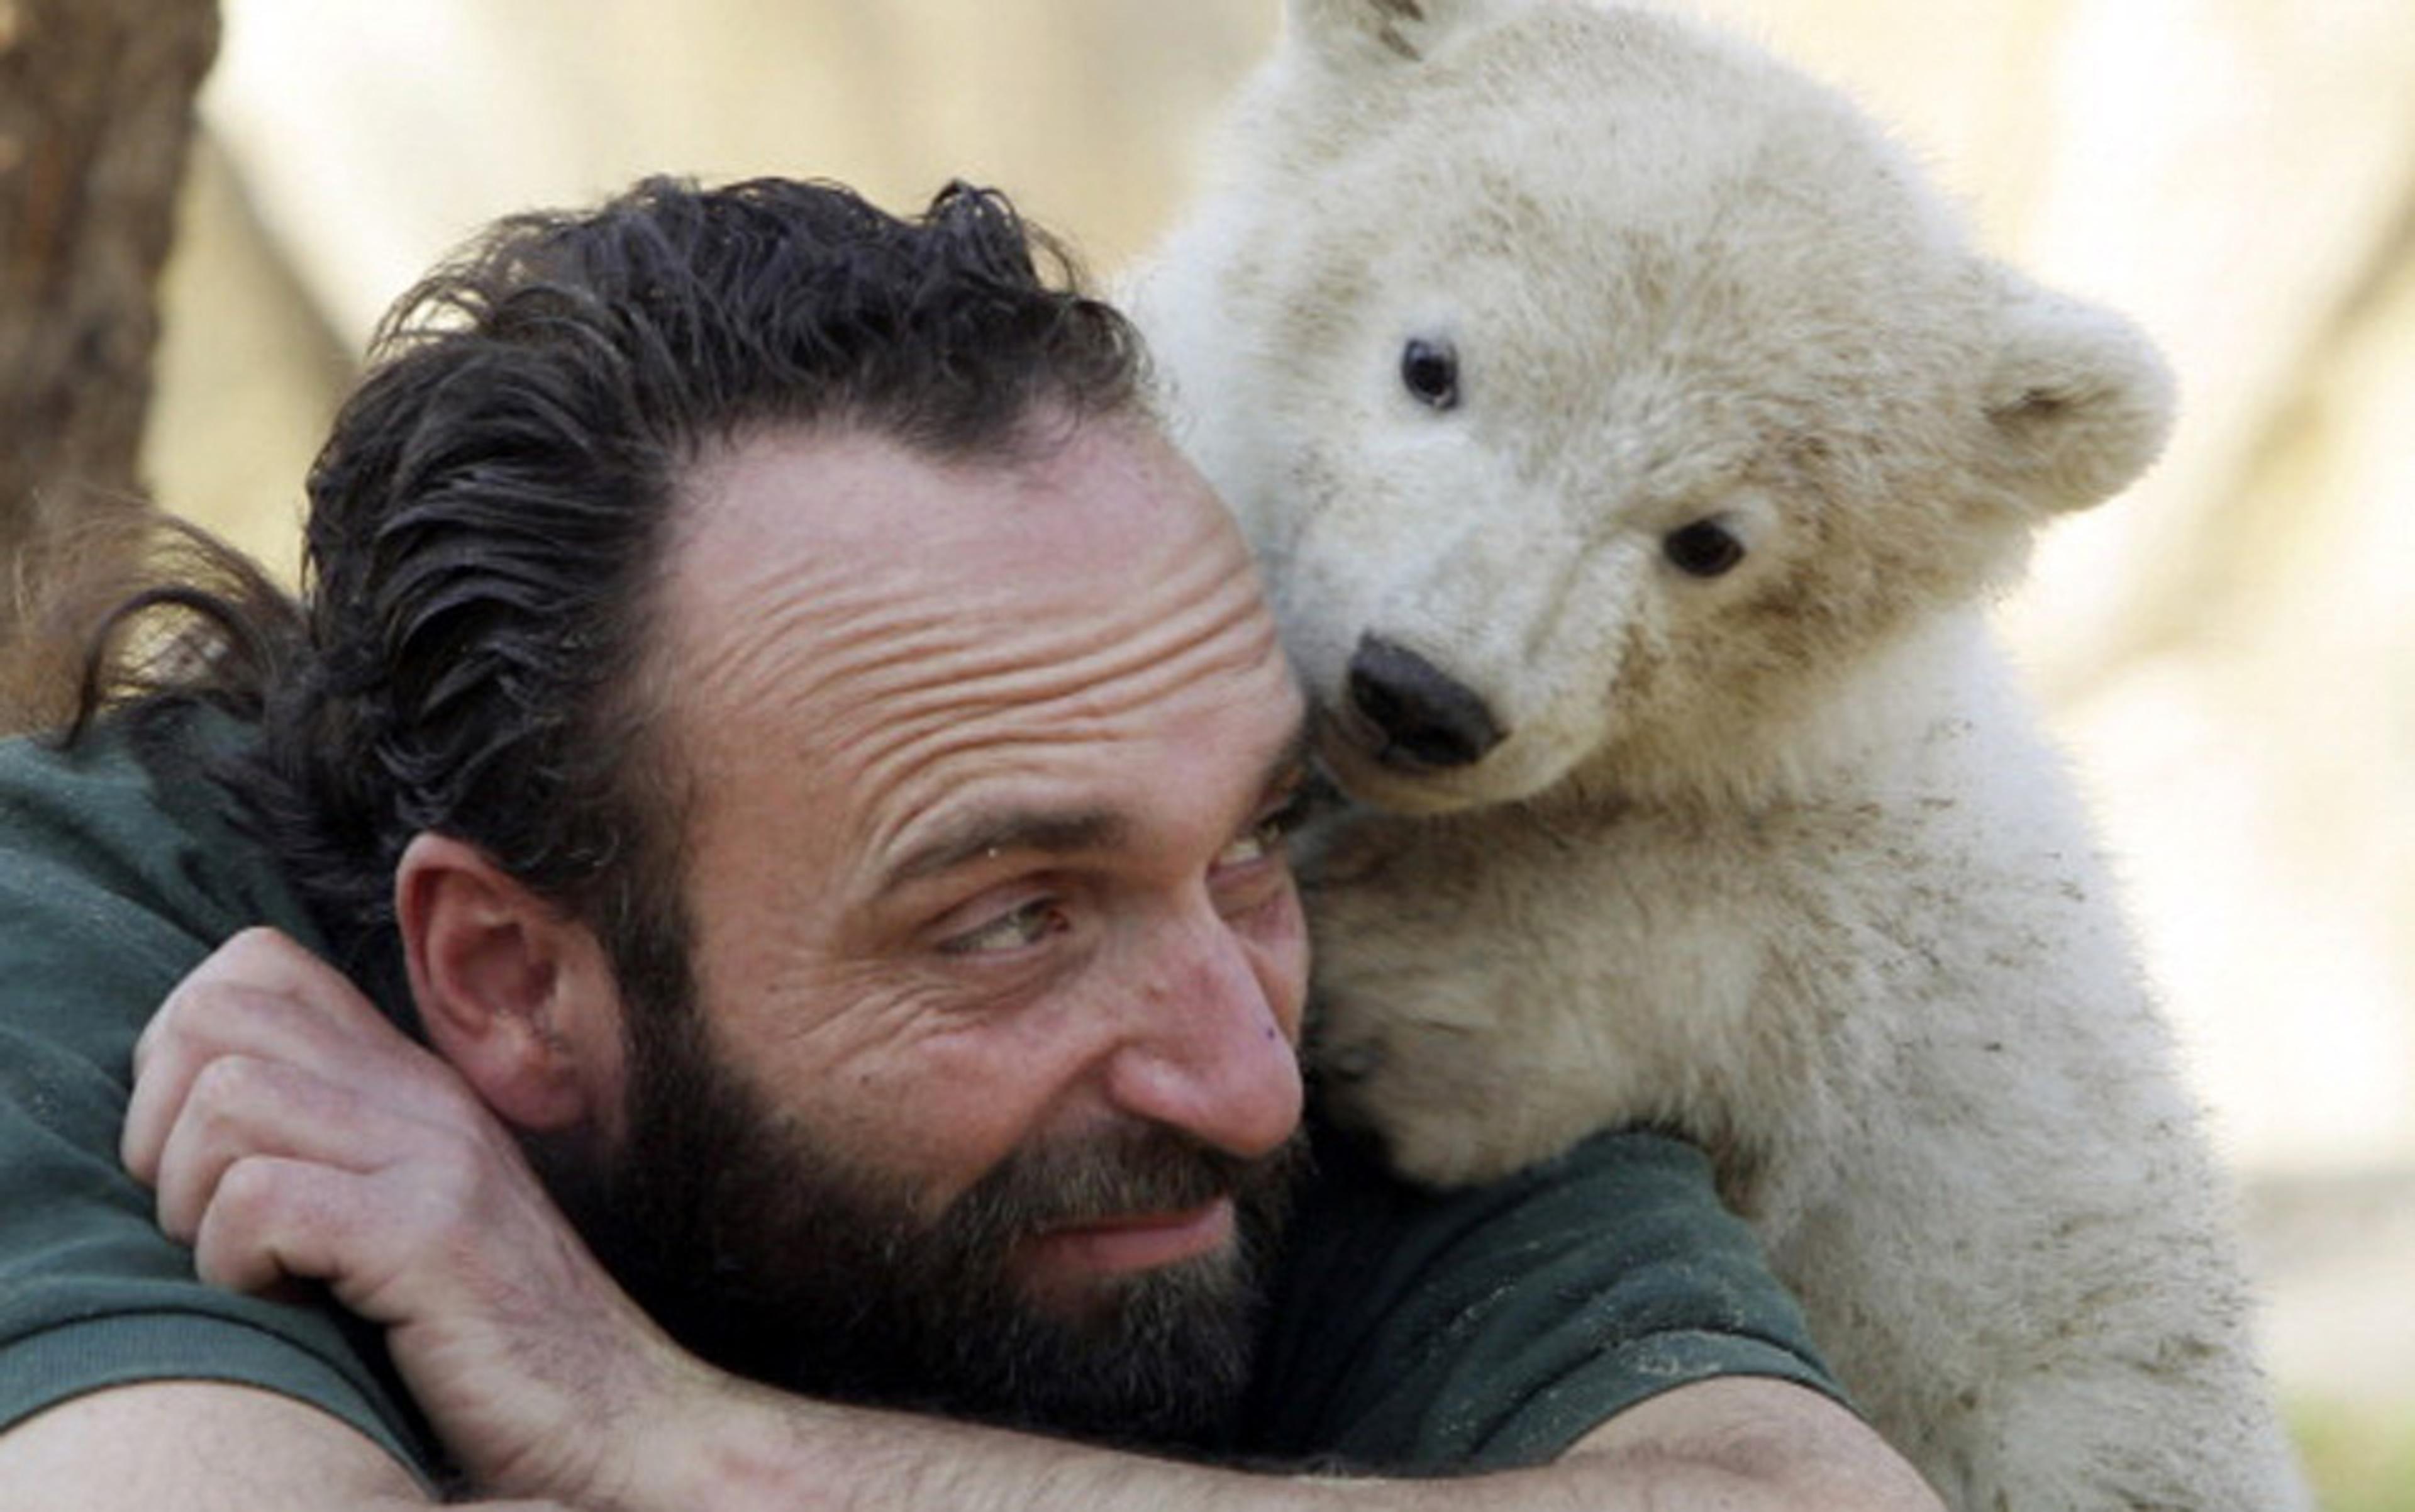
[536,994,1302,1452]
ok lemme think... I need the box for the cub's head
[1142,0,2171,813]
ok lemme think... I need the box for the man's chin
[957,1237,1269,1447]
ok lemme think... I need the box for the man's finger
[125,930,364,1181]
[150,1053,392,1242]
[189,1154,371,1298]
[122,928,456,1185]
[188,1130,553,1337]
[130,928,346,1083]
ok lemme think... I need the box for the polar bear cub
[1128,3,2307,1508]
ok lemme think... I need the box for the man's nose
[1102,907,1302,1161]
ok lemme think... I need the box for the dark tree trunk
[0,0,219,716]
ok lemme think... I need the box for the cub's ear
[1286,0,1512,69]
[1979,270,2176,514]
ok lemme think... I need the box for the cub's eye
[1401,337,1459,410]
[1663,518,1746,578]
[939,899,1069,956]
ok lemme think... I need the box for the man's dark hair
[69,175,1147,1022]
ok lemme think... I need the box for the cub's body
[1129,4,2307,1507]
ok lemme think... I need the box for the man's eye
[1218,792,1311,870]
[938,899,1069,955]
[1218,829,1277,869]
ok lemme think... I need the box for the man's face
[557,413,1313,1442]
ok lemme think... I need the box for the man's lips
[1016,1196,1236,1284]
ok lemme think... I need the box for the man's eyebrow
[880,808,1131,892]
[879,725,1311,894]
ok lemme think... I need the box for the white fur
[1127,4,2308,1508]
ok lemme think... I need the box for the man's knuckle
[201,930,280,994]
[157,979,250,1047]
[188,1050,265,1107]
[421,1133,494,1211]
[183,1054,286,1140]
[210,1154,289,1226]
[220,924,293,963]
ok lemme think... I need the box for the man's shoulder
[0,701,331,1164]
[0,704,323,987]
[1,703,254,858]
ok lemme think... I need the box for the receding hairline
[658,393,1169,567]
[624,394,1185,830]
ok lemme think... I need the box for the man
[0,176,1941,1509]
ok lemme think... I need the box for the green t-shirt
[1245,1121,1838,1470]
[0,709,1841,1487]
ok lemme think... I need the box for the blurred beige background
[145,0,2413,1493]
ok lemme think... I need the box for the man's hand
[119,926,700,1504]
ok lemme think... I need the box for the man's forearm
[0,1371,1941,1512]
[616,1375,1942,1512]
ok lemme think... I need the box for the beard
[533,987,1302,1451]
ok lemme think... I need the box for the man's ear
[1979,267,2177,515]
[395,833,626,1137]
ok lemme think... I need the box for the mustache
[936,1121,1307,1254]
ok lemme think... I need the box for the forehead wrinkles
[675,460,1268,715]
[833,546,1288,861]
[670,486,1284,822]
[662,415,1293,869]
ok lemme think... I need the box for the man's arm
[585,1372,1933,1512]
[0,1382,593,1512]
[0,1384,446,1512]
[118,929,1943,1512]
[0,1347,1919,1512]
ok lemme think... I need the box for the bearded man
[0,175,1941,1511]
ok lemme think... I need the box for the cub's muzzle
[1346,634,1505,771]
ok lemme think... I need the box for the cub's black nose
[1346,635,1504,770]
